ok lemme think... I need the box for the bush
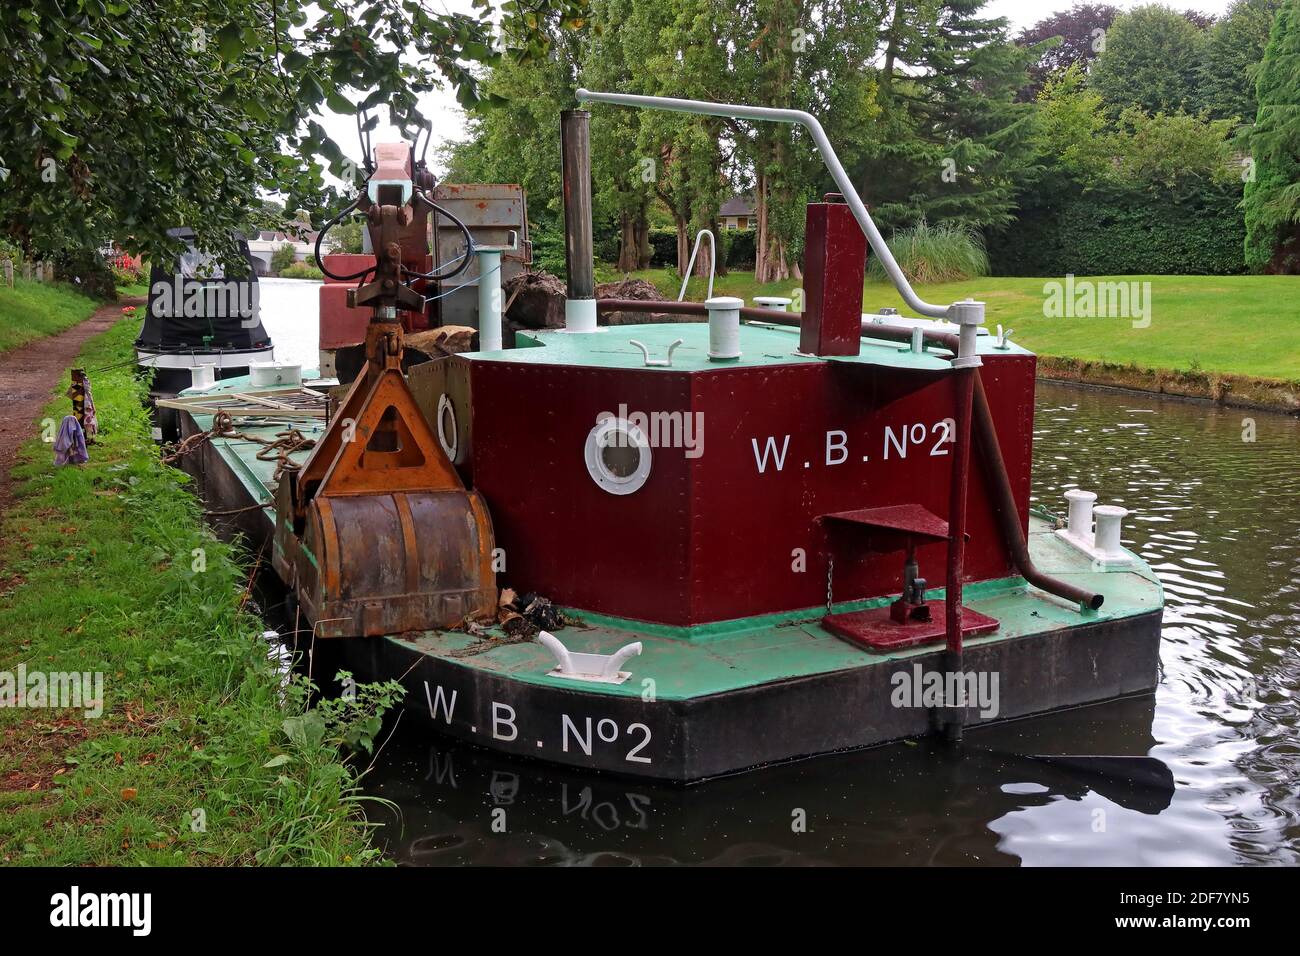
[52,247,117,299]
[866,220,989,284]
[647,228,678,267]
[110,260,143,287]
[278,261,323,280]
[988,180,1246,276]
[529,223,567,278]
[270,243,298,274]
[724,229,757,268]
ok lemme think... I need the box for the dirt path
[0,296,143,514]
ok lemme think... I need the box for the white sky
[314,0,1236,181]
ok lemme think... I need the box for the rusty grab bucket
[274,325,497,638]
[280,487,496,638]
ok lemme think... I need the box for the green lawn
[0,279,101,353]
[0,318,387,865]
[608,268,1300,381]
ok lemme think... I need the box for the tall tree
[1197,0,1283,124]
[1243,0,1300,272]
[1017,3,1120,99]
[860,0,1039,230]
[1089,4,1207,115]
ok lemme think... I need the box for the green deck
[183,341,1161,706]
[463,319,1029,373]
[385,520,1163,702]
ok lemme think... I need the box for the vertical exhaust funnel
[561,109,597,331]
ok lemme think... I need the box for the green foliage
[110,260,144,288]
[329,217,366,255]
[1032,65,1114,181]
[1108,107,1238,194]
[52,247,117,299]
[284,672,406,755]
[0,277,99,352]
[270,244,298,274]
[987,180,1247,275]
[278,262,324,280]
[724,230,757,269]
[1197,0,1284,123]
[1089,4,1206,115]
[1019,55,1243,276]
[529,224,569,278]
[646,229,680,268]
[0,0,584,271]
[867,221,989,284]
[860,1,1040,231]
[1243,0,1300,272]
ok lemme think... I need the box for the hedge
[988,180,1246,276]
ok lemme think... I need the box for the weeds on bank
[0,319,398,865]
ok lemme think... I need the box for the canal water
[260,282,1300,864]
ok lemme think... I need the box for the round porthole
[585,417,651,495]
[436,394,458,462]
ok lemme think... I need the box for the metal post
[560,109,597,331]
[943,365,975,742]
[942,300,984,743]
[476,248,502,350]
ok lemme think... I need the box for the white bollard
[705,296,743,361]
[1093,505,1129,558]
[1064,489,1097,542]
[564,298,598,332]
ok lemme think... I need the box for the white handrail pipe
[678,229,717,302]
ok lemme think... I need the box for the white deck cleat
[537,631,641,684]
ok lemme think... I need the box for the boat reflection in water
[362,694,1194,867]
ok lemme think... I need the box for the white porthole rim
[585,417,652,495]
[436,393,459,462]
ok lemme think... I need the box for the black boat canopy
[137,228,271,351]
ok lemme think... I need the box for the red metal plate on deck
[823,601,999,652]
[823,504,949,541]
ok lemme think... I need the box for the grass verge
[0,317,387,865]
[0,279,100,352]
[608,268,1300,384]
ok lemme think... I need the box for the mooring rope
[161,410,316,482]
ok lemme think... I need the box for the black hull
[310,609,1163,783]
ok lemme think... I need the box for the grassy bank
[0,279,101,352]
[613,269,1300,383]
[0,318,385,865]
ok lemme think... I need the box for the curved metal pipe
[576,88,954,320]
[678,229,716,302]
[972,374,1103,610]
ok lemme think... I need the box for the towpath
[0,297,142,515]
